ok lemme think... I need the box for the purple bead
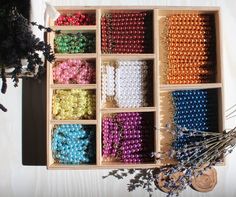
[103,125,109,129]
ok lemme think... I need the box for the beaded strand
[172,89,218,132]
[101,12,153,53]
[162,14,216,84]
[102,112,154,163]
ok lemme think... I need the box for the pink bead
[53,59,95,84]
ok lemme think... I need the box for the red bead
[55,12,95,25]
[113,14,118,18]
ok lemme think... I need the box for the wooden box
[47,6,224,169]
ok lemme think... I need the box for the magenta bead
[102,112,153,163]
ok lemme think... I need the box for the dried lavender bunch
[103,125,236,197]
[152,125,236,196]
[165,125,236,166]
[151,158,213,197]
[0,7,57,111]
[102,164,211,197]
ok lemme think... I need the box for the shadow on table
[22,76,46,165]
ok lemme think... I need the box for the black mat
[22,76,47,165]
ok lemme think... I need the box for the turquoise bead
[52,124,95,164]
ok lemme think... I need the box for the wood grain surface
[0,0,236,197]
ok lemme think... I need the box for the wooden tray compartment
[51,9,96,28]
[158,9,222,85]
[101,9,154,54]
[51,58,96,85]
[51,88,96,121]
[101,59,154,109]
[48,124,97,168]
[46,6,223,169]
[159,87,224,166]
[53,30,96,54]
[101,112,156,166]
[160,88,222,131]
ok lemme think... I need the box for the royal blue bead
[172,89,217,133]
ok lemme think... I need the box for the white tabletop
[1,0,236,196]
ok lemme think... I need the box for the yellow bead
[52,89,96,120]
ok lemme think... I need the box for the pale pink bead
[60,63,66,69]
[68,74,73,79]
[76,60,81,65]
[57,66,62,71]
[58,78,64,83]
[63,70,69,76]
[72,71,77,76]
[55,70,61,76]
[67,59,74,64]
[63,76,68,82]
[67,71,73,76]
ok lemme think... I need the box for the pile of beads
[101,12,153,53]
[172,89,218,132]
[55,12,95,26]
[52,89,96,120]
[53,59,96,84]
[51,124,96,164]
[102,112,154,163]
[163,14,216,84]
[115,60,150,108]
[54,33,95,53]
[101,60,152,108]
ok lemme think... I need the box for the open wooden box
[47,6,224,169]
